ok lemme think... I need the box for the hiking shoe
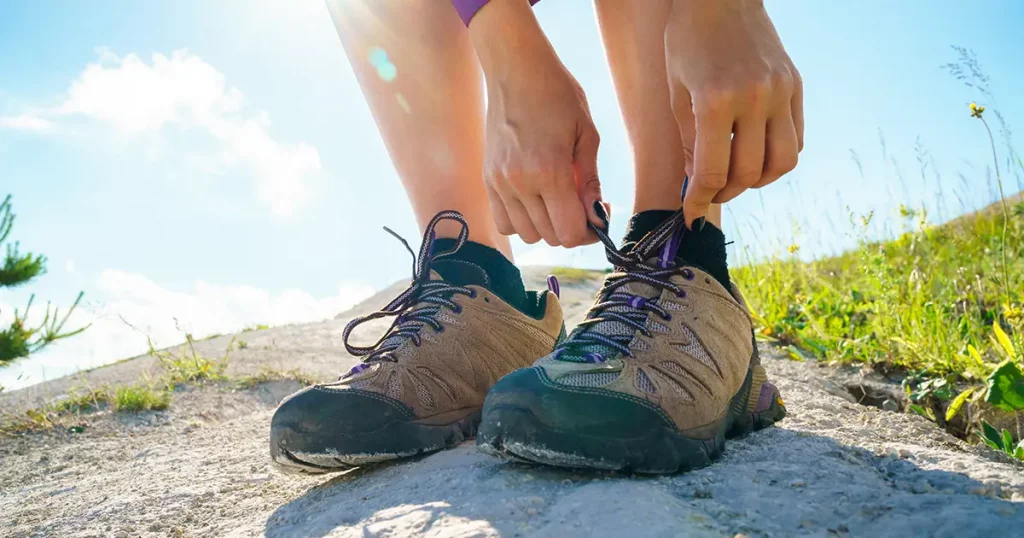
[477,208,785,473]
[270,210,564,473]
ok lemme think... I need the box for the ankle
[622,210,732,291]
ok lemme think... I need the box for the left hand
[665,0,803,227]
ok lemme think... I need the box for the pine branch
[0,194,90,368]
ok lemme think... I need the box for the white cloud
[515,242,607,268]
[0,271,374,391]
[3,49,321,216]
[0,114,53,131]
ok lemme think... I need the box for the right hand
[470,0,606,248]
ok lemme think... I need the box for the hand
[665,0,804,227]
[469,0,605,247]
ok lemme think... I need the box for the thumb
[574,124,603,228]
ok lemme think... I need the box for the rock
[1,273,1022,537]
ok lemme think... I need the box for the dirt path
[2,270,1022,537]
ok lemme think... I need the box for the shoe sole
[271,408,482,474]
[476,364,786,474]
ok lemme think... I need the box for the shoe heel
[726,365,786,439]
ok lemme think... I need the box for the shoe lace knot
[341,211,474,377]
[557,208,695,363]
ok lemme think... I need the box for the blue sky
[1,0,1022,389]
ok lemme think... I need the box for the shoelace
[341,211,475,378]
[556,206,697,363]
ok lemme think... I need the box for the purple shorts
[452,0,541,26]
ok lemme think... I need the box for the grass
[152,333,232,386]
[0,333,234,435]
[234,367,318,389]
[1,379,171,434]
[112,383,171,412]
[0,329,307,435]
[549,266,603,284]
[734,200,1022,381]
[730,48,1024,453]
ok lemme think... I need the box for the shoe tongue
[430,259,490,288]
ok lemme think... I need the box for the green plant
[0,379,172,435]
[234,366,317,389]
[112,383,171,412]
[153,333,232,386]
[242,324,270,332]
[548,266,600,284]
[0,195,88,370]
[978,419,1024,460]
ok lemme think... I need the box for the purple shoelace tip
[627,295,646,309]
[547,275,560,298]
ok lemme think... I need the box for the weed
[234,367,318,389]
[549,266,601,284]
[112,383,171,412]
[0,379,171,435]
[243,324,270,332]
[152,333,232,386]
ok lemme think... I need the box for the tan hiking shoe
[270,211,564,473]
[477,208,785,473]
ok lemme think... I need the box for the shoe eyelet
[436,326,445,334]
[468,289,477,299]
[682,269,695,280]
[453,305,463,314]
[483,296,490,303]
[664,314,673,321]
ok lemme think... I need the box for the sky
[1,0,1022,390]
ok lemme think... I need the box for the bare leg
[326,1,513,258]
[594,0,722,227]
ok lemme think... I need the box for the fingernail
[690,216,706,232]
[681,175,690,201]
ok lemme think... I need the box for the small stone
[693,488,714,499]
[911,481,933,494]
[790,479,807,488]
[527,508,538,516]
[882,399,899,412]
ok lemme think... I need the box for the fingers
[573,125,604,230]
[672,86,697,179]
[485,183,514,236]
[491,180,542,244]
[521,195,560,246]
[791,71,804,152]
[755,108,799,188]
[682,104,732,228]
[543,171,594,248]
[713,117,765,203]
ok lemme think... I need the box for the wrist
[469,0,562,82]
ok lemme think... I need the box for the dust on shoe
[477,207,785,473]
[269,210,564,473]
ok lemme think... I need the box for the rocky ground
[1,268,1022,537]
